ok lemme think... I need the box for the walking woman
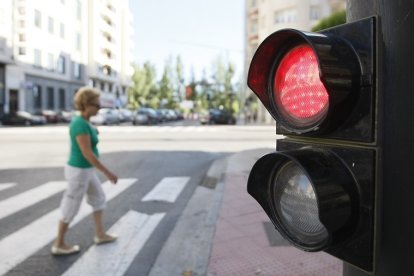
[52,87,118,255]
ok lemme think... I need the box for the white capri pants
[60,164,106,223]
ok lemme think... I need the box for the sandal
[94,233,117,245]
[51,244,80,255]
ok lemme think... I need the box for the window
[103,48,112,58]
[102,65,111,76]
[251,20,258,33]
[19,20,25,28]
[58,88,65,109]
[47,87,54,109]
[103,32,112,42]
[88,79,95,87]
[47,53,54,71]
[310,6,320,20]
[34,49,41,67]
[73,62,81,79]
[274,11,283,23]
[57,55,65,74]
[274,9,297,24]
[34,10,41,27]
[76,1,81,20]
[76,33,81,51]
[0,38,4,52]
[18,33,25,42]
[60,23,64,38]
[33,85,42,109]
[18,7,25,15]
[18,47,26,55]
[48,17,54,34]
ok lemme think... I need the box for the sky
[129,0,245,81]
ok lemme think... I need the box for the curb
[148,155,229,276]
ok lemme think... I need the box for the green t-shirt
[67,116,99,168]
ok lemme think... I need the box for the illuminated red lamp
[247,29,362,134]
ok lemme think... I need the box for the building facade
[0,0,134,116]
[244,0,346,124]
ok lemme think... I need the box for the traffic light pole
[345,1,414,275]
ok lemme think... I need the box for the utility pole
[344,0,414,275]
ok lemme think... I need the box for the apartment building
[0,0,134,116]
[245,0,346,124]
[87,0,134,108]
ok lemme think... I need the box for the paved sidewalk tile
[207,150,342,276]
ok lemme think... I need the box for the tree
[311,10,346,31]
[174,55,185,102]
[158,62,175,109]
[128,62,156,109]
[209,55,237,114]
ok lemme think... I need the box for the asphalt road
[0,150,221,276]
[0,120,276,275]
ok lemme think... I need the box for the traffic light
[247,17,377,273]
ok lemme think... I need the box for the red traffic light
[247,26,374,139]
[274,44,329,128]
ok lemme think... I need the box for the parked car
[57,110,76,123]
[156,109,167,123]
[117,108,133,123]
[132,110,149,125]
[208,109,236,125]
[1,111,47,126]
[174,110,184,120]
[135,107,159,125]
[35,110,59,123]
[90,108,120,125]
[199,110,210,125]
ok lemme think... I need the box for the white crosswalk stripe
[142,177,190,203]
[0,181,66,220]
[62,210,165,276]
[0,183,16,192]
[0,178,138,276]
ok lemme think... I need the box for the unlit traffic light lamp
[247,17,377,273]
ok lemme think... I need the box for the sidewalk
[206,148,342,276]
[148,148,343,276]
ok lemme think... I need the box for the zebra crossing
[0,176,190,275]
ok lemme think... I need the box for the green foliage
[128,54,242,116]
[128,62,157,109]
[311,10,346,32]
[159,64,176,109]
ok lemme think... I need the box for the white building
[87,0,134,108]
[244,0,346,124]
[0,0,134,116]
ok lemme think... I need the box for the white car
[90,108,120,125]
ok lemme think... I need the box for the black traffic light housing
[248,17,375,142]
[247,17,377,273]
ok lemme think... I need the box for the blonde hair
[74,86,100,111]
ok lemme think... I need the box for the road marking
[0,178,137,276]
[0,181,67,220]
[62,210,165,276]
[0,183,16,192]
[142,177,190,203]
